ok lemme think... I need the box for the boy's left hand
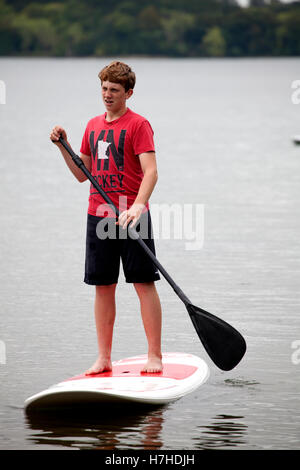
[117,203,145,229]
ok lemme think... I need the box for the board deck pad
[24,353,209,411]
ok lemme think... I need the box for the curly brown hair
[98,61,136,92]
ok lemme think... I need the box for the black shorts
[84,212,160,285]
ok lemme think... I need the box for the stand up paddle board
[24,353,209,412]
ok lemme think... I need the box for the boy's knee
[96,283,117,294]
[134,281,155,296]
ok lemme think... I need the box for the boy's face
[101,81,133,113]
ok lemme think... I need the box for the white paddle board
[24,352,209,411]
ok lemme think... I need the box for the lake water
[0,57,299,450]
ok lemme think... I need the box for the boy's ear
[126,89,134,99]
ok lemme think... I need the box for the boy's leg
[134,281,163,373]
[121,212,162,372]
[85,283,117,375]
[84,214,121,375]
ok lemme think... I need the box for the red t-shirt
[80,108,155,217]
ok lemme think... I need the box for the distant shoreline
[1,0,300,57]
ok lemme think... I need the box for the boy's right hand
[50,126,67,145]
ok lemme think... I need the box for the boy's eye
[102,87,118,93]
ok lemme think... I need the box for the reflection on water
[25,405,165,450]
[196,415,247,450]
[25,406,248,450]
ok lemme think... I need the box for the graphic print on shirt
[89,129,126,194]
[98,140,110,159]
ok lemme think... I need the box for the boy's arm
[62,149,91,183]
[135,151,158,205]
[118,151,158,229]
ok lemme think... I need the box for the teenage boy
[50,61,163,374]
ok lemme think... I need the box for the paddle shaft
[58,136,191,305]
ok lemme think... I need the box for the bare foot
[142,355,163,374]
[85,357,112,375]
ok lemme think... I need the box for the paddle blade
[187,303,246,371]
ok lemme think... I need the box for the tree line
[1,0,300,56]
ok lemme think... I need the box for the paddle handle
[56,136,191,305]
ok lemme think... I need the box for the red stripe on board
[67,363,197,382]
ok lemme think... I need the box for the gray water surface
[0,57,299,450]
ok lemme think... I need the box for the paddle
[55,136,246,371]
